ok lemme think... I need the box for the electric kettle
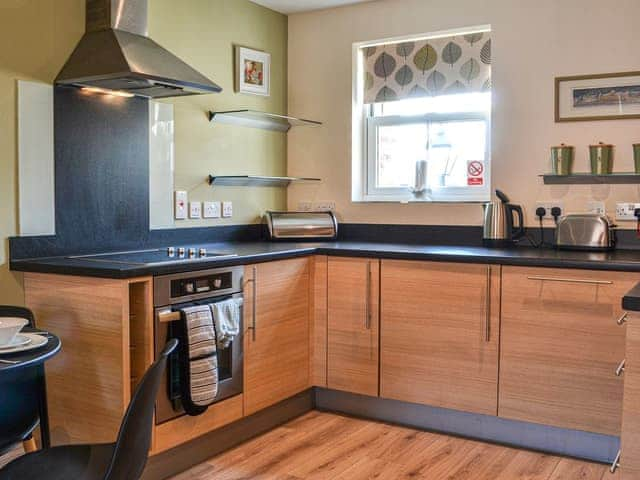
[482,190,525,247]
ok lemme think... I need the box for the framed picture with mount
[235,46,270,97]
[555,71,640,122]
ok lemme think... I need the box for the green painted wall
[0,0,84,305]
[149,0,288,227]
[0,0,287,306]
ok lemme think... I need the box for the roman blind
[363,31,491,104]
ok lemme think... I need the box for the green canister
[634,143,640,173]
[550,143,574,175]
[589,142,614,174]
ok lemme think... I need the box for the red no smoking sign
[467,160,484,186]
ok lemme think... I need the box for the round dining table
[0,329,61,449]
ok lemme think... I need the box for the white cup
[0,318,28,347]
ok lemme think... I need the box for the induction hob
[67,247,237,266]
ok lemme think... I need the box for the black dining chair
[0,339,178,480]
[0,306,42,455]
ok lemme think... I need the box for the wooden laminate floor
[169,411,609,480]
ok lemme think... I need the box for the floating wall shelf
[208,110,322,132]
[207,175,321,187]
[541,173,640,185]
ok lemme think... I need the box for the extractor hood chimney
[55,0,222,98]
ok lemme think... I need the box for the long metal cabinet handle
[365,261,372,330]
[610,450,621,473]
[616,359,626,377]
[617,312,628,325]
[247,266,257,341]
[526,276,612,285]
[485,266,491,342]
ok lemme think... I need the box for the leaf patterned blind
[363,31,491,104]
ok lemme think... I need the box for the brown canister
[589,142,614,175]
[550,143,574,175]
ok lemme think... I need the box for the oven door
[154,293,243,424]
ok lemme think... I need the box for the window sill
[353,195,489,204]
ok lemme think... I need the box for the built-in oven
[153,265,244,424]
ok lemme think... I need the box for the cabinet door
[380,260,500,415]
[243,258,310,416]
[621,313,640,479]
[327,257,380,396]
[500,266,634,435]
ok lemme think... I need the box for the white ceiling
[250,0,375,14]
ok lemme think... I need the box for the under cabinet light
[80,87,135,98]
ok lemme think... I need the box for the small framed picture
[235,46,270,97]
[555,71,640,122]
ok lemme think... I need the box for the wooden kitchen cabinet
[327,257,380,396]
[620,312,640,478]
[243,258,311,415]
[499,266,636,435]
[380,260,500,415]
[24,273,154,445]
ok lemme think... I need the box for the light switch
[189,201,202,219]
[204,201,221,218]
[222,201,233,218]
[174,191,187,220]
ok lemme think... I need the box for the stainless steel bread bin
[555,214,615,251]
[264,211,338,240]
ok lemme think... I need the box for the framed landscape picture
[235,46,270,96]
[555,71,640,122]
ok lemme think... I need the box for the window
[353,27,491,202]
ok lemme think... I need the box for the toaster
[555,214,616,251]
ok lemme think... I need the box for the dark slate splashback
[54,86,150,251]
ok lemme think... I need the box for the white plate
[0,333,48,355]
[0,334,32,350]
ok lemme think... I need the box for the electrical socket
[189,201,202,219]
[297,201,313,212]
[313,201,336,211]
[203,201,221,218]
[222,201,233,218]
[535,201,564,219]
[586,201,605,216]
[615,202,640,221]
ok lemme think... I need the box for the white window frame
[365,110,491,202]
[352,25,492,204]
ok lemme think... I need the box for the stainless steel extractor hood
[55,0,222,98]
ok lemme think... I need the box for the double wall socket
[535,201,564,220]
[616,203,640,221]
[297,201,336,212]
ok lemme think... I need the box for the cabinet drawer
[499,266,634,435]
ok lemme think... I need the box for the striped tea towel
[210,297,243,349]
[181,305,218,408]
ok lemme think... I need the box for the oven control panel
[170,271,233,299]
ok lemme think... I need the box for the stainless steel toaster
[264,211,338,240]
[555,214,615,251]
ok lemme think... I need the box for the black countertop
[623,282,640,312]
[11,241,640,279]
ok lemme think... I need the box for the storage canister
[634,143,640,174]
[589,142,614,175]
[550,143,574,175]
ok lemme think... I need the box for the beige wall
[0,0,84,305]
[287,0,640,227]
[150,0,288,227]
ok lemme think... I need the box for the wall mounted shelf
[208,110,322,132]
[541,173,640,185]
[207,175,321,187]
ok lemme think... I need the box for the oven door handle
[158,310,182,323]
